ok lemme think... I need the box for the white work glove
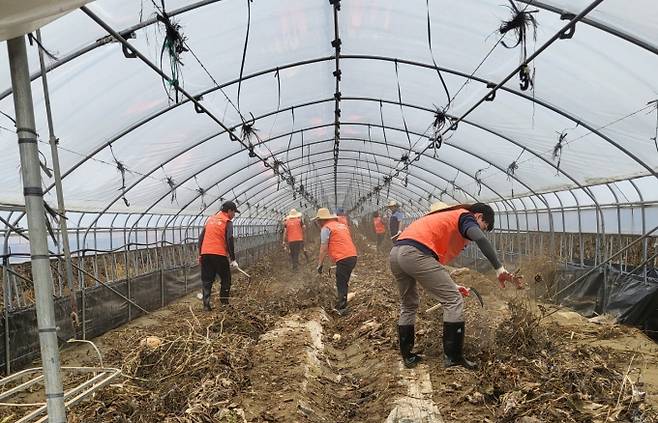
[230,260,239,270]
[390,230,402,240]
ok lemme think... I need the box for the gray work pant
[389,245,464,325]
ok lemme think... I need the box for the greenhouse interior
[0,0,657,422]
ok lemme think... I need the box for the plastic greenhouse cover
[0,0,656,221]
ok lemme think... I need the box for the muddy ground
[1,234,657,422]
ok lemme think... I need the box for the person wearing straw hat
[389,203,523,369]
[198,201,240,310]
[283,208,306,271]
[336,208,351,228]
[387,200,405,240]
[313,208,357,315]
[372,211,386,251]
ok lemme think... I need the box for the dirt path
[1,237,657,422]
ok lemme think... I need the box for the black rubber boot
[335,296,348,316]
[443,322,477,370]
[398,325,422,368]
[202,280,213,311]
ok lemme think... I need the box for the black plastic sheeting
[0,264,201,374]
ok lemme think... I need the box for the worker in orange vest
[336,208,350,228]
[283,208,307,271]
[390,203,523,369]
[314,208,357,316]
[372,211,386,251]
[198,201,240,310]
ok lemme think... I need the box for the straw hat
[387,200,398,207]
[286,208,302,219]
[428,201,449,214]
[312,208,338,220]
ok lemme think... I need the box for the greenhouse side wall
[0,235,278,374]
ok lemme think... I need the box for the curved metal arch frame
[240,145,521,224]
[72,95,544,222]
[95,117,548,223]
[149,130,534,240]
[0,2,644,261]
[116,152,439,249]
[80,117,537,241]
[2,0,655,105]
[238,157,481,226]
[32,53,655,204]
[183,168,450,240]
[164,141,528,243]
[177,167,432,243]
[161,156,468,241]
[7,3,647,263]
[126,126,550,251]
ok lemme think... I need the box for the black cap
[221,201,240,213]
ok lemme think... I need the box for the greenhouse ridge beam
[79,6,319,207]
[330,0,342,208]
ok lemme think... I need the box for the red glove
[497,267,524,289]
[197,255,202,265]
[457,285,470,297]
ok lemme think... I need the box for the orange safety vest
[324,220,357,262]
[373,217,385,234]
[398,208,470,264]
[200,211,231,256]
[337,215,349,226]
[285,217,304,242]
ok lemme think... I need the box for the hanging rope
[285,107,295,163]
[499,1,538,57]
[241,112,258,156]
[237,0,254,111]
[155,0,188,103]
[394,60,412,150]
[506,148,526,180]
[109,145,130,207]
[650,99,658,153]
[161,166,177,204]
[379,100,390,156]
[552,131,567,173]
[267,68,282,139]
[431,109,447,157]
[425,0,451,107]
[27,32,59,61]
[194,176,206,210]
[474,168,485,196]
[38,150,53,178]
[499,1,539,91]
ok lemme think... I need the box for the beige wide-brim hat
[286,208,303,219]
[312,208,338,220]
[387,200,398,207]
[426,202,463,215]
[428,201,449,214]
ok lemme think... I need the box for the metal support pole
[35,29,78,326]
[7,35,67,422]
